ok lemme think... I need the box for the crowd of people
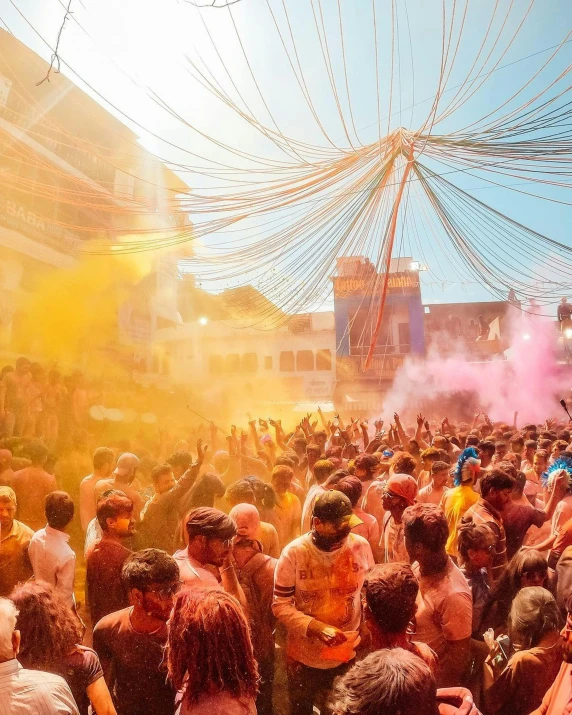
[3,356,572,714]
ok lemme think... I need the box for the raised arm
[360,420,370,451]
[248,415,259,449]
[269,418,288,451]
[393,413,409,447]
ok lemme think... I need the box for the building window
[296,350,314,371]
[279,351,295,372]
[349,307,394,356]
[209,355,223,374]
[225,354,240,373]
[316,349,332,371]
[264,356,273,370]
[242,353,258,373]
[398,323,411,353]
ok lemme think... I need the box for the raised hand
[226,435,237,457]
[196,438,208,463]
[416,413,424,428]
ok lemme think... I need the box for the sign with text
[0,193,80,252]
[303,374,335,398]
[333,271,420,298]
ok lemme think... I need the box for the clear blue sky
[1,0,571,313]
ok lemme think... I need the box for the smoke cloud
[383,309,565,424]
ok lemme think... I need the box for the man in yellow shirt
[269,465,302,549]
[440,448,480,561]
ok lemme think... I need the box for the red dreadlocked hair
[166,587,259,704]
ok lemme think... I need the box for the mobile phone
[496,634,510,660]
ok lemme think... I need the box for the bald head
[229,503,261,539]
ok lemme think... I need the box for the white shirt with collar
[0,659,79,715]
[28,524,76,607]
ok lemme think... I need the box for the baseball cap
[385,473,418,505]
[113,453,139,477]
[313,490,362,527]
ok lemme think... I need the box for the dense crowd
[2,356,572,714]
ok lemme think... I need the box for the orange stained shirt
[0,519,33,596]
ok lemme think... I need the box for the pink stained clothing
[352,507,380,548]
[381,513,408,564]
[273,532,374,669]
[530,661,572,714]
[418,483,449,506]
[552,495,572,537]
[363,478,387,528]
[301,484,326,534]
[358,478,375,509]
[412,558,473,660]
[179,692,256,715]
[173,548,221,589]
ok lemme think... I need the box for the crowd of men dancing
[2,357,572,714]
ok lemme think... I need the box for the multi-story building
[0,29,191,357]
[333,256,425,412]
[156,285,336,418]
[158,257,426,416]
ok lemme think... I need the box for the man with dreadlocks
[440,448,481,562]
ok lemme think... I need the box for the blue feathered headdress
[544,456,572,490]
[454,447,480,487]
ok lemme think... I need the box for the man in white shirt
[273,491,374,715]
[173,507,247,609]
[403,502,473,688]
[0,597,79,714]
[78,447,115,531]
[28,491,76,607]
